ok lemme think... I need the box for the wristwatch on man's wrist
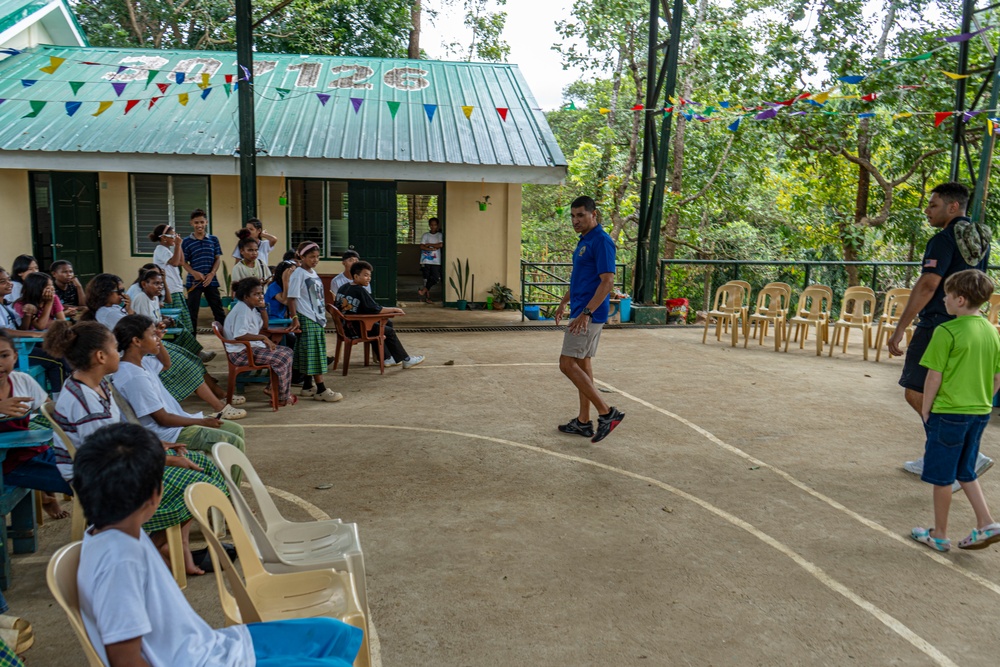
[582,308,592,318]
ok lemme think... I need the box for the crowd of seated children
[335,261,424,369]
[130,267,209,363]
[287,242,343,402]
[0,266,71,394]
[49,260,86,320]
[46,320,231,576]
[225,278,296,406]
[82,273,245,420]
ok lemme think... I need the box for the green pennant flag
[145,70,159,89]
[69,81,85,95]
[275,88,290,99]
[387,100,401,118]
[22,101,46,118]
[224,83,232,97]
[884,51,935,64]
[561,101,577,111]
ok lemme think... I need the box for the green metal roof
[0,45,566,183]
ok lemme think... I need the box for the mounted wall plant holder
[477,195,491,212]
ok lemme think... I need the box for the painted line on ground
[246,423,955,667]
[413,362,558,368]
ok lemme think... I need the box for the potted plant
[220,263,234,308]
[449,258,471,310]
[489,283,518,310]
[476,195,492,212]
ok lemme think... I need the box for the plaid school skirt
[169,291,196,333]
[142,450,229,534]
[169,329,204,356]
[159,341,205,402]
[293,316,328,376]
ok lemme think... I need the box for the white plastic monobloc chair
[211,443,369,618]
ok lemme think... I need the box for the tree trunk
[408,0,421,59]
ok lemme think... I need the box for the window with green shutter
[130,174,210,255]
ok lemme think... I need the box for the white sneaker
[402,355,425,369]
[903,458,924,476]
[219,404,247,420]
[199,350,217,363]
[383,357,401,367]
[229,394,246,406]
[315,388,344,402]
[300,387,316,397]
[976,453,994,477]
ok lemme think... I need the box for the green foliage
[449,257,471,301]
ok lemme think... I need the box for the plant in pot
[220,262,234,308]
[449,258,471,310]
[488,283,518,310]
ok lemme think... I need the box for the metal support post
[950,0,975,182]
[236,0,257,223]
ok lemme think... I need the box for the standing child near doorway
[287,242,342,402]
[912,269,1000,551]
[418,217,443,303]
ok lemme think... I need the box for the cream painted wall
[0,170,32,270]
[443,181,521,303]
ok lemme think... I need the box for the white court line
[247,423,957,667]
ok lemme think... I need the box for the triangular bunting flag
[224,84,232,97]
[0,47,21,55]
[21,79,36,87]
[858,112,876,118]
[351,97,364,113]
[462,105,474,119]
[239,65,251,82]
[631,104,644,111]
[201,88,212,100]
[148,96,161,109]
[116,65,127,75]
[424,104,437,121]
[806,99,825,107]
[69,81,85,95]
[124,99,140,114]
[178,93,189,106]
[276,88,291,99]
[199,73,210,89]
[939,26,992,43]
[990,119,995,137]
[145,70,158,89]
[496,107,508,121]
[727,117,741,132]
[316,93,330,106]
[861,93,878,102]
[39,56,65,74]
[387,101,400,118]
[157,83,170,94]
[934,111,952,127]
[225,74,234,84]
[838,75,865,84]
[65,101,81,117]
[92,101,112,116]
[885,51,935,63]
[175,72,185,84]
[754,108,777,120]
[79,61,100,66]
[22,101,45,118]
[942,71,972,80]
[561,101,576,111]
[112,82,126,97]
[598,108,610,114]
[720,101,730,108]
[893,112,913,120]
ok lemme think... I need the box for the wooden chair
[46,542,104,667]
[784,286,832,355]
[745,286,789,351]
[40,404,188,589]
[327,304,395,376]
[211,322,280,411]
[184,483,372,667]
[828,286,877,360]
[874,288,913,362]
[703,284,746,347]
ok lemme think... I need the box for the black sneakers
[592,407,625,443]
[558,418,594,438]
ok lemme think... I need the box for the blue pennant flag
[65,101,81,116]
[21,79,36,87]
[727,117,741,132]
[719,101,730,108]
[201,88,212,100]
[838,75,865,85]
[175,72,185,84]
[424,104,437,121]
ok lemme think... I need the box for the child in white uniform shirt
[225,278,295,406]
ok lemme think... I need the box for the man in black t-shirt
[887,182,993,480]
[334,261,425,369]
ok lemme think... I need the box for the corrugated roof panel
[0,45,567,175]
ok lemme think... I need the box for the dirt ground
[9,324,1000,666]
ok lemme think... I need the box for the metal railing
[520,261,630,322]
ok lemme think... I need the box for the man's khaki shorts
[560,322,604,359]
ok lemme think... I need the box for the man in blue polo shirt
[887,182,993,482]
[554,196,624,444]
[181,208,228,326]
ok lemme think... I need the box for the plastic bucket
[620,297,632,322]
[523,305,540,320]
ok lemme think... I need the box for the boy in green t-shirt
[912,269,1000,552]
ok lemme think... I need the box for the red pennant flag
[124,99,140,114]
[861,93,878,102]
[225,74,234,84]
[934,111,952,127]
[664,106,673,112]
[156,83,170,94]
[794,92,811,101]
[148,96,161,109]
[631,104,644,111]
[496,107,508,121]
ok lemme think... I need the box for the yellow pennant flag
[812,90,832,104]
[92,101,113,117]
[178,92,189,106]
[39,56,66,74]
[893,112,913,120]
[598,108,610,114]
[668,96,677,104]
[942,70,971,80]
[199,72,210,89]
[989,119,994,137]
[831,94,860,100]
[462,105,474,119]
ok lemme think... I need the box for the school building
[0,0,567,305]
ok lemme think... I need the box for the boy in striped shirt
[181,209,227,326]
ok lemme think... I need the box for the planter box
[631,305,667,325]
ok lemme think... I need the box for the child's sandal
[958,523,1000,550]
[911,527,951,552]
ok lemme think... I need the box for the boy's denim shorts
[921,413,991,486]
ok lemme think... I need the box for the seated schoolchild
[46,321,231,575]
[13,272,66,331]
[50,260,87,320]
[0,330,72,520]
[232,233,271,284]
[130,268,208,362]
[225,279,296,406]
[0,267,70,393]
[112,315,247,457]
[75,423,362,667]
[330,250,367,295]
[83,274,245,420]
[7,255,37,305]
[335,261,424,369]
